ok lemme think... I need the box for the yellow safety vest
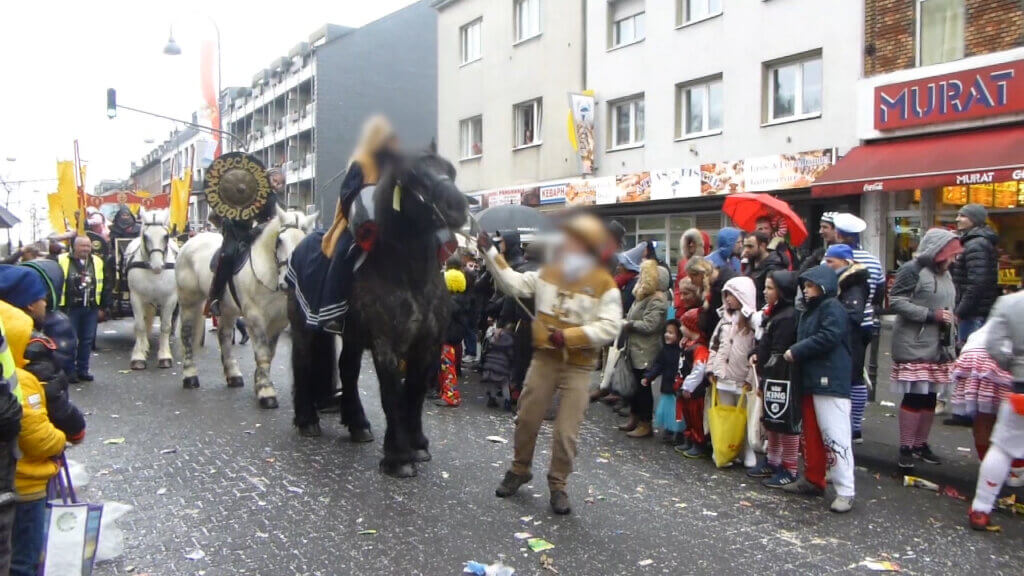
[0,316,23,403]
[58,254,104,307]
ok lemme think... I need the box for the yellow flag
[56,161,80,231]
[169,169,191,234]
[46,192,67,234]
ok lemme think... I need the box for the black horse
[289,148,469,478]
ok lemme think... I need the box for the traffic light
[106,89,117,118]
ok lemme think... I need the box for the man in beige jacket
[479,213,621,514]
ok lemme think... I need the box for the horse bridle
[128,221,173,270]
[250,213,302,293]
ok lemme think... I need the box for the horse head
[256,206,318,291]
[375,147,469,237]
[138,208,172,271]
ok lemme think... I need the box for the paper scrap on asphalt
[286,486,304,494]
[526,538,554,552]
[103,437,126,445]
[441,471,450,479]
[117,370,132,374]
[860,560,900,571]
[156,487,167,495]
[902,476,939,491]
[701,509,718,516]
[513,532,532,540]
[540,553,557,573]
[160,448,177,454]
[185,549,206,561]
[985,525,1002,532]
[485,436,508,444]
[956,447,972,452]
[879,401,896,407]
[357,529,377,535]
[638,559,654,567]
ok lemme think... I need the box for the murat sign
[875,61,1024,130]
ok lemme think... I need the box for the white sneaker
[935,401,948,415]
[1008,467,1024,488]
[830,495,854,513]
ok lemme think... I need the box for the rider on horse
[288,115,397,335]
[208,168,284,316]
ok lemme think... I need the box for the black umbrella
[476,204,548,236]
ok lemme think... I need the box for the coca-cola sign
[875,60,1024,130]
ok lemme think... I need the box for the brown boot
[627,421,653,438]
[589,389,608,403]
[601,393,622,405]
[617,414,638,432]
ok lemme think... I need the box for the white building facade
[433,0,585,193]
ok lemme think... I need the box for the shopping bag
[609,352,635,398]
[760,354,802,434]
[708,383,747,468]
[42,454,103,576]
[599,334,625,391]
[746,383,766,454]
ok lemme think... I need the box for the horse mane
[251,216,282,258]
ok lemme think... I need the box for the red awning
[812,124,1024,197]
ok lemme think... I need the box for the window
[610,95,645,148]
[513,99,542,148]
[917,0,964,66]
[514,0,541,43]
[612,12,645,47]
[766,54,822,122]
[677,77,723,137]
[459,116,483,159]
[678,0,721,25]
[460,19,482,64]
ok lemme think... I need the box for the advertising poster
[568,92,596,175]
[649,168,701,200]
[615,172,652,203]
[700,161,745,195]
[745,149,834,192]
[565,177,614,206]
[483,189,523,208]
[538,184,567,205]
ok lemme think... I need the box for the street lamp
[162,27,182,56]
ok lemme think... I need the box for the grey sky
[0,0,419,240]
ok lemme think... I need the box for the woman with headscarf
[889,228,961,471]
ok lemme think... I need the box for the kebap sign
[875,60,1024,130]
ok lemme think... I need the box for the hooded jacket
[674,228,711,311]
[950,225,999,319]
[708,275,756,393]
[986,292,1024,385]
[889,228,957,365]
[791,265,851,397]
[705,228,742,273]
[745,249,787,309]
[754,270,798,369]
[837,263,870,380]
[0,301,65,500]
[626,260,669,370]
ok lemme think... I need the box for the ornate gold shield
[204,152,271,221]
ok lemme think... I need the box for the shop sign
[700,161,745,195]
[875,60,1024,130]
[745,149,834,192]
[614,172,652,203]
[566,177,615,206]
[483,189,523,208]
[538,184,567,205]
[649,168,701,200]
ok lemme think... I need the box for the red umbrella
[722,193,809,246]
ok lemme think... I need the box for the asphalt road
[70,319,1023,576]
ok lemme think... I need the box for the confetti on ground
[357,529,377,535]
[596,458,609,464]
[286,486,304,494]
[674,503,688,508]
[160,448,177,454]
[540,553,557,573]
[513,532,532,540]
[985,525,1002,532]
[879,401,896,407]
[117,370,132,374]
[860,560,900,571]
[156,487,167,495]
[441,471,450,479]
[103,438,126,445]
[185,549,206,561]
[638,559,654,567]
[527,538,555,552]
[956,447,972,452]
[739,501,753,507]
[701,510,718,516]
[485,436,507,444]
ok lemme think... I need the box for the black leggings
[630,368,653,422]
[901,392,937,411]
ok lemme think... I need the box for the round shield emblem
[204,152,270,221]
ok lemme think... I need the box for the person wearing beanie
[799,212,840,275]
[825,245,871,443]
[889,228,961,471]
[951,203,999,344]
[0,266,48,325]
[480,213,621,515]
[439,267,472,407]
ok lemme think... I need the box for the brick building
[814,0,1024,284]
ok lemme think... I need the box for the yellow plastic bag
[708,382,747,468]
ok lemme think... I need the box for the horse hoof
[412,448,432,463]
[157,358,172,369]
[349,427,374,443]
[226,376,245,388]
[259,396,279,410]
[182,376,200,389]
[298,422,322,437]
[130,360,146,371]
[380,460,417,479]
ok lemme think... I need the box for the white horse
[175,207,316,408]
[124,209,180,371]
